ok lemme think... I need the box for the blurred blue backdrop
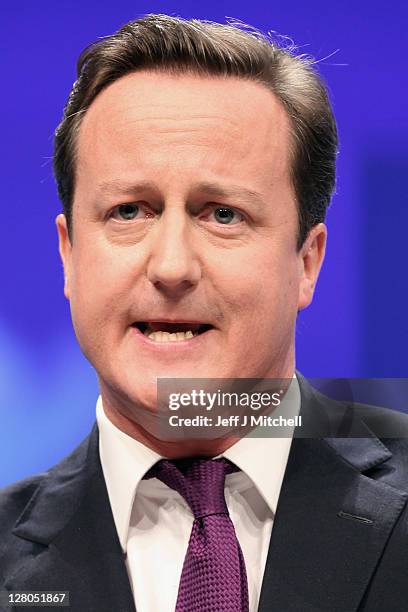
[1,0,407,485]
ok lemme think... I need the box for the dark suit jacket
[1,374,408,611]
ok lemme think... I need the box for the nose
[146,208,201,297]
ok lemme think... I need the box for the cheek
[212,244,299,314]
[68,244,134,337]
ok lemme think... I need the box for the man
[1,14,408,612]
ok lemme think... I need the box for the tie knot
[144,457,238,519]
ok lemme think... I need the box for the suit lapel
[258,378,408,612]
[4,425,135,612]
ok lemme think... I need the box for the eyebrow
[94,179,153,199]
[94,179,267,209]
[195,182,266,208]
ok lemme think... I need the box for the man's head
[54,15,337,453]
[54,14,337,251]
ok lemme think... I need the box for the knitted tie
[143,457,249,612]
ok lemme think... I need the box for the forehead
[76,70,293,191]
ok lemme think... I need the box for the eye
[208,207,244,225]
[110,203,151,222]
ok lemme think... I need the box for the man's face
[57,71,325,416]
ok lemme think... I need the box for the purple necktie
[144,457,249,612]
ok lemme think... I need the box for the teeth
[144,330,196,342]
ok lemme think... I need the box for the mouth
[132,321,214,343]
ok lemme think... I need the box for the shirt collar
[97,374,300,552]
[97,397,161,552]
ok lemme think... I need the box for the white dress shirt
[97,376,300,612]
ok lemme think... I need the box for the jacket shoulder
[297,372,408,438]
[0,473,46,532]
[0,426,98,582]
[0,425,97,537]
[0,472,48,580]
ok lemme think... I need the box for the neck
[100,364,296,458]
[102,400,242,458]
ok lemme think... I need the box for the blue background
[1,0,407,485]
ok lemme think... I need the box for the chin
[127,386,159,413]
[147,364,212,380]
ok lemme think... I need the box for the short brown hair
[53,14,338,249]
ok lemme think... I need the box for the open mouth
[132,322,213,342]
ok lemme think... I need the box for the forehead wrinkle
[108,114,242,143]
[78,112,242,162]
[80,70,291,145]
[105,112,240,125]
[82,89,242,130]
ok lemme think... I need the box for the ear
[55,214,72,300]
[297,223,327,311]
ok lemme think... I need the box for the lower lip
[131,326,214,351]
